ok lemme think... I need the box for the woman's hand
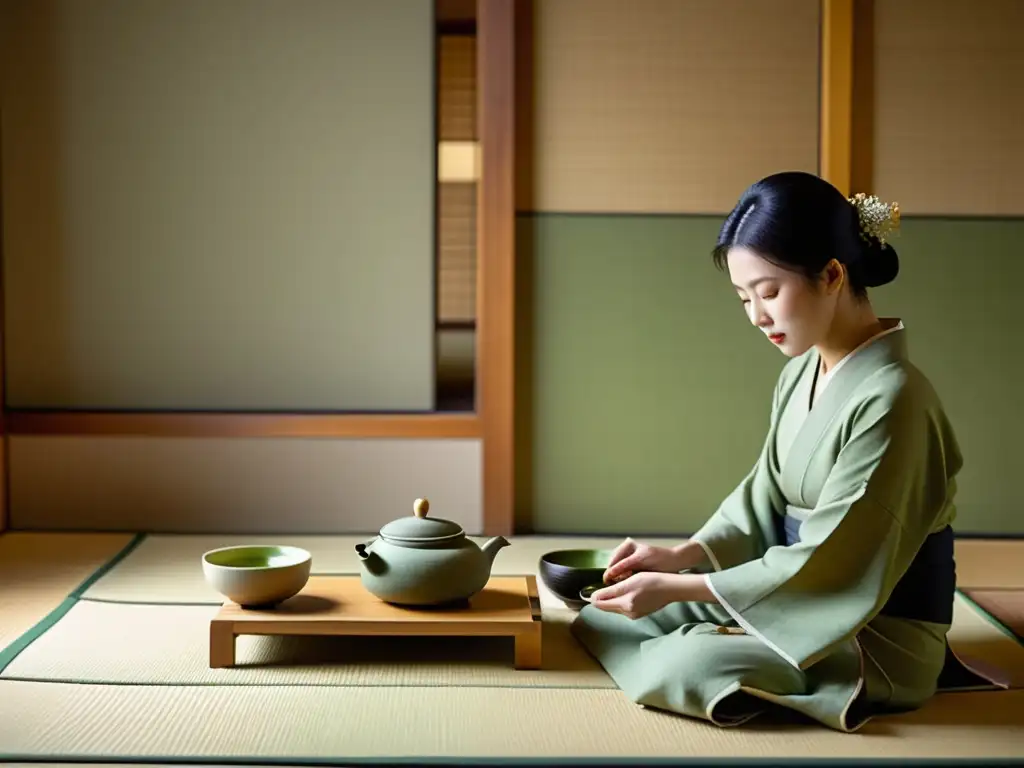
[602,537,701,584]
[589,572,715,619]
[588,572,679,619]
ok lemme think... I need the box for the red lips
[768,334,786,344]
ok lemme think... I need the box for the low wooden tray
[209,575,542,670]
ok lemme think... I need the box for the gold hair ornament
[848,193,900,246]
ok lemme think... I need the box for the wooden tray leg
[210,620,236,668]
[515,626,542,670]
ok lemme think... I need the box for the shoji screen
[1,0,436,411]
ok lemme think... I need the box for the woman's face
[726,246,838,358]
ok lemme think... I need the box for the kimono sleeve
[703,383,958,671]
[687,377,787,571]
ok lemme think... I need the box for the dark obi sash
[781,512,956,625]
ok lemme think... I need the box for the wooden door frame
[476,0,517,536]
[0,1,520,536]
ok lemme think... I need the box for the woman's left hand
[588,571,680,619]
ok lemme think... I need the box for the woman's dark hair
[712,171,899,298]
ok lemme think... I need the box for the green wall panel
[522,214,783,536]
[523,214,1024,536]
[869,218,1024,535]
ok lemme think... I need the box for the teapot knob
[413,497,430,518]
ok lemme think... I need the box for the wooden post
[477,0,517,536]
[849,0,875,195]
[820,0,855,196]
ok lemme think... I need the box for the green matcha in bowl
[202,544,312,609]
[538,548,611,610]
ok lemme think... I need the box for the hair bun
[847,192,900,288]
[860,240,899,288]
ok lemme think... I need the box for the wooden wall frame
[819,0,855,196]
[476,0,517,537]
[5,412,480,439]
[0,1,519,537]
[819,0,875,197]
[0,76,6,534]
[849,0,875,195]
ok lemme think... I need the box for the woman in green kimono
[571,171,1002,732]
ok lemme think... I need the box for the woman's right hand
[602,538,693,584]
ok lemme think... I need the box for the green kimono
[571,323,1003,732]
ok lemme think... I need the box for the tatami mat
[4,590,1020,691]
[952,539,1024,589]
[0,532,134,649]
[0,599,612,689]
[3,532,1024,763]
[964,589,1024,640]
[1,679,1023,760]
[943,595,1024,687]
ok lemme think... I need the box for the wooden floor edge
[5,412,482,439]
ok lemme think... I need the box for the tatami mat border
[1,755,1023,766]
[958,590,1024,646]
[0,534,146,673]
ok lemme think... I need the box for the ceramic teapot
[355,498,510,606]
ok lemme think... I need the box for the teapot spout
[481,535,510,567]
[355,539,386,576]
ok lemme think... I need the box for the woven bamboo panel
[873,0,1024,215]
[438,182,477,322]
[437,33,477,324]
[439,34,476,141]
[522,0,820,214]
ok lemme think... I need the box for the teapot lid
[379,498,464,542]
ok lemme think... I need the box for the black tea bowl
[538,549,611,610]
